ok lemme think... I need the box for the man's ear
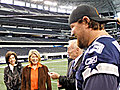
[76,48,79,51]
[82,16,90,23]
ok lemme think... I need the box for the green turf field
[0,59,68,90]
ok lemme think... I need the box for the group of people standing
[49,4,120,90]
[3,4,120,90]
[4,39,82,90]
[4,49,52,90]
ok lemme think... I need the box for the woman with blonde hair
[21,49,52,90]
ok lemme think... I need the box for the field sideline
[0,59,68,90]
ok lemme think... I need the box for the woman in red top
[21,49,52,90]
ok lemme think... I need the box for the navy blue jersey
[76,35,120,89]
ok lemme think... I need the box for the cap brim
[90,17,117,23]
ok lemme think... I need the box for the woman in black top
[4,51,23,90]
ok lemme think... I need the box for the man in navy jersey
[69,4,120,90]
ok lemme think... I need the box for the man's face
[70,22,89,49]
[67,45,78,60]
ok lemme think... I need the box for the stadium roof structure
[20,0,120,15]
[0,14,70,30]
[0,0,119,40]
[60,0,119,13]
[0,0,120,31]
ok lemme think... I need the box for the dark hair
[78,19,104,30]
[5,51,18,65]
[88,20,104,30]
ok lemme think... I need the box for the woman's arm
[44,66,52,90]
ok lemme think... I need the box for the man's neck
[88,30,109,46]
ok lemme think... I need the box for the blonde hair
[28,49,41,63]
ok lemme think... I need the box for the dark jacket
[59,55,83,90]
[59,60,76,90]
[4,62,23,90]
[21,64,52,90]
[68,58,73,67]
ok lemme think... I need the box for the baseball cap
[69,4,117,24]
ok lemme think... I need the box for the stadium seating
[0,3,119,63]
[0,47,67,57]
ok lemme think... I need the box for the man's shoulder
[96,35,116,46]
[88,36,119,54]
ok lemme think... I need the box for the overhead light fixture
[32,0,43,2]
[59,6,72,9]
[117,12,120,18]
[44,1,57,6]
[59,5,76,10]
[39,0,44,1]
